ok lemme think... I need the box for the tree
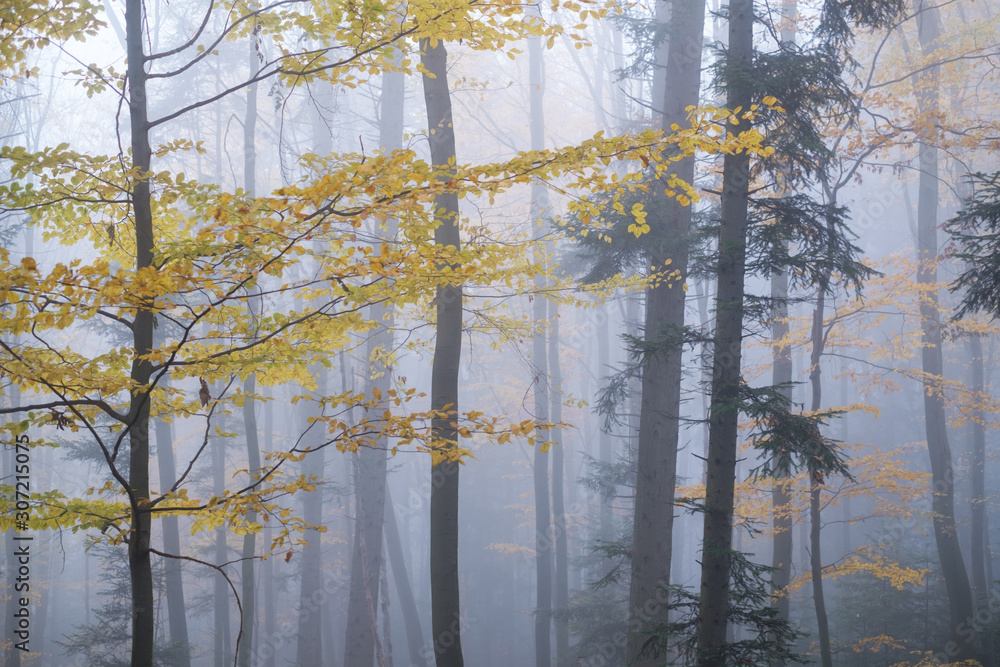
[626,0,707,663]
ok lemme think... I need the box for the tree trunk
[385,487,426,666]
[236,33,261,666]
[213,419,232,667]
[769,4,796,661]
[420,36,465,667]
[154,399,192,667]
[597,305,614,543]
[627,0,705,662]
[549,299,569,661]
[528,25,553,667]
[969,334,994,664]
[125,0,155,663]
[769,269,793,667]
[696,0,753,660]
[912,2,977,661]
[263,398,277,667]
[808,272,832,667]
[344,50,404,667]
[296,371,327,666]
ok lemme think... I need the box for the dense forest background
[1,0,1000,665]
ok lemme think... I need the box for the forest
[1,0,1000,665]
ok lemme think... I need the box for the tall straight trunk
[769,4,796,659]
[549,299,569,660]
[154,400,191,666]
[344,54,404,667]
[125,0,155,663]
[420,36,465,667]
[627,0,705,662]
[969,335,994,664]
[596,305,614,542]
[528,26,553,667]
[807,214,834,667]
[807,290,832,667]
[237,34,261,667]
[263,399,277,667]
[213,421,232,667]
[696,0,753,661]
[385,487,426,666]
[238,374,261,667]
[912,2,977,661]
[769,269,793,667]
[296,371,327,666]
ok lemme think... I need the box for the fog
[1,1,999,666]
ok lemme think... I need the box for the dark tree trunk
[912,2,977,661]
[125,0,155,663]
[420,36,465,667]
[627,0,705,662]
[696,0,754,660]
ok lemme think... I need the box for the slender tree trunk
[296,371,327,666]
[696,0,753,660]
[528,24,553,667]
[808,269,832,667]
[769,269,793,667]
[154,398,192,666]
[597,305,614,543]
[549,299,569,661]
[420,36,465,667]
[236,34,261,667]
[969,334,994,664]
[125,0,155,663]
[769,5,796,661]
[385,487,426,666]
[627,1,705,662]
[344,51,404,667]
[213,420,232,667]
[263,398,277,667]
[911,2,977,661]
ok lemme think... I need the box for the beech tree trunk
[421,36,465,667]
[125,0,155,663]
[343,50,404,667]
[627,0,705,662]
[236,32,261,667]
[696,0,753,660]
